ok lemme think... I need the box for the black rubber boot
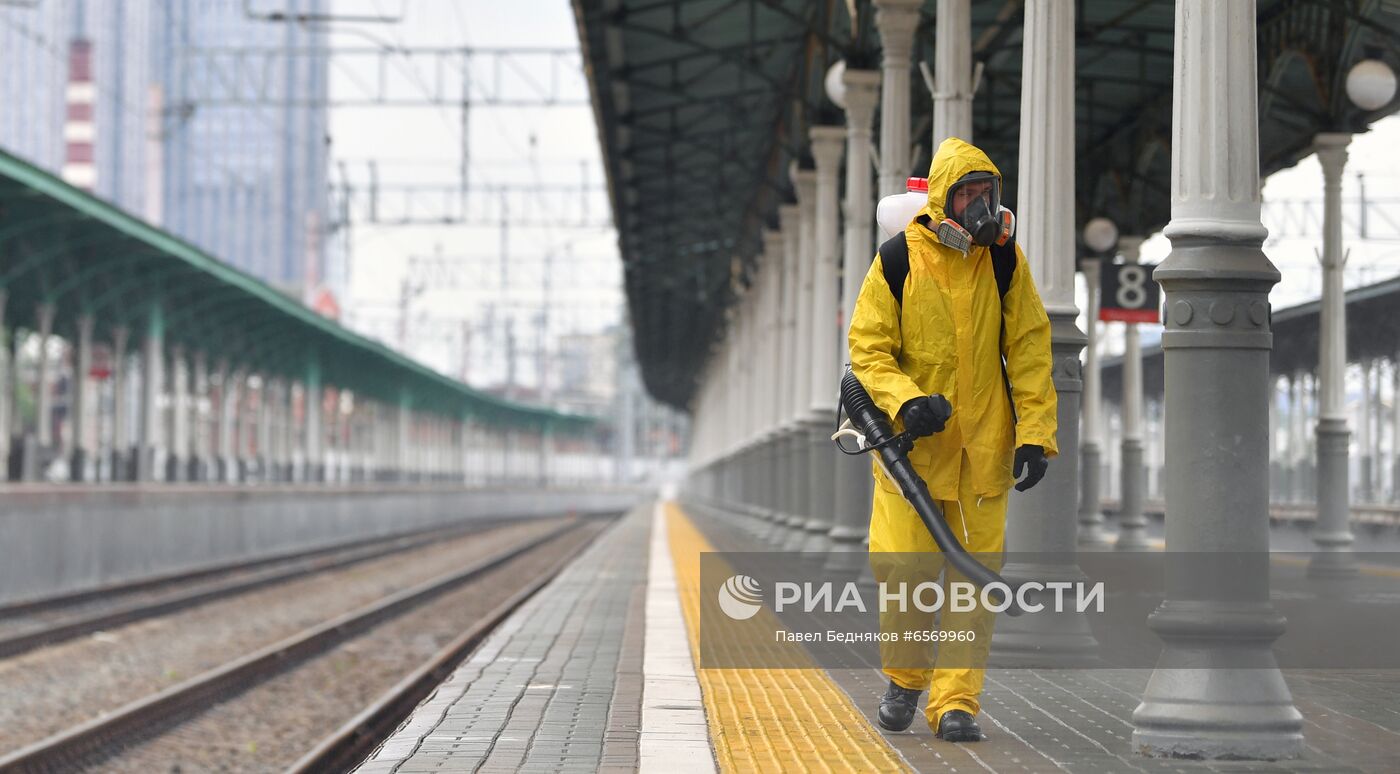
[877,681,923,732]
[936,709,986,742]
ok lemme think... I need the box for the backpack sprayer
[832,368,1023,616]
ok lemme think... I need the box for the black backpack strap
[990,238,1017,299]
[878,232,910,306]
[990,238,1019,425]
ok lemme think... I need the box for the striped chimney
[63,39,97,191]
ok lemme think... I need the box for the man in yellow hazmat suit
[848,137,1058,742]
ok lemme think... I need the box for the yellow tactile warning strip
[664,501,911,773]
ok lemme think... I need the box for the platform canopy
[573,0,1400,408]
[0,149,593,433]
[1101,273,1400,404]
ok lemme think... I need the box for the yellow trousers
[868,452,1006,728]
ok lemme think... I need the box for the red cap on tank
[906,177,929,193]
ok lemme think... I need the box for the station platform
[355,501,1400,773]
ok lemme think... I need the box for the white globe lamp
[1346,58,1397,111]
[1082,217,1119,254]
[824,60,847,109]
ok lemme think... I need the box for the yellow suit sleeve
[848,253,926,424]
[1000,244,1059,457]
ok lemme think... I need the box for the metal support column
[993,0,1099,666]
[1309,133,1358,577]
[1132,0,1304,758]
[190,352,208,481]
[305,356,323,482]
[873,0,923,197]
[111,328,131,481]
[137,302,165,483]
[785,169,818,549]
[1360,359,1373,502]
[167,348,188,482]
[1116,237,1151,550]
[1079,257,1110,544]
[805,126,845,551]
[71,314,94,482]
[1393,354,1400,502]
[776,203,804,545]
[830,66,882,569]
[932,0,973,146]
[34,303,55,454]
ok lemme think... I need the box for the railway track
[0,518,516,659]
[0,514,608,773]
[286,535,587,773]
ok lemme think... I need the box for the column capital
[808,125,846,169]
[1313,132,1351,182]
[874,0,923,61]
[762,228,785,256]
[840,68,881,124]
[1118,235,1145,264]
[792,168,817,204]
[777,203,799,229]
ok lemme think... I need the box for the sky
[328,0,622,390]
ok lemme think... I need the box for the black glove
[1013,444,1048,491]
[898,394,952,438]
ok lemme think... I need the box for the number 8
[1117,266,1147,309]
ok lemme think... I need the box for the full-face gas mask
[936,172,1015,254]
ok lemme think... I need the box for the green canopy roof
[0,148,594,434]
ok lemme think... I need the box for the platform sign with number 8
[1100,263,1160,323]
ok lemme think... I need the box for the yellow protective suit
[848,137,1058,728]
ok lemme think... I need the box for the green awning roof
[0,148,594,434]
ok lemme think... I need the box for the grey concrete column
[110,327,130,481]
[9,325,29,482]
[194,353,210,480]
[258,376,275,482]
[1369,360,1382,501]
[932,0,973,146]
[1299,372,1310,498]
[1359,359,1373,502]
[1268,375,1282,499]
[1115,237,1151,550]
[1309,133,1358,577]
[218,366,238,483]
[1393,355,1400,502]
[1078,257,1111,544]
[993,0,1098,666]
[806,126,845,551]
[785,169,818,549]
[0,290,8,470]
[34,303,55,454]
[283,381,297,481]
[873,0,923,197]
[167,347,188,482]
[830,67,882,566]
[761,229,788,524]
[397,396,410,481]
[775,203,803,543]
[136,302,165,482]
[305,357,323,482]
[1132,0,1304,759]
[1287,374,1303,501]
[70,314,94,482]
